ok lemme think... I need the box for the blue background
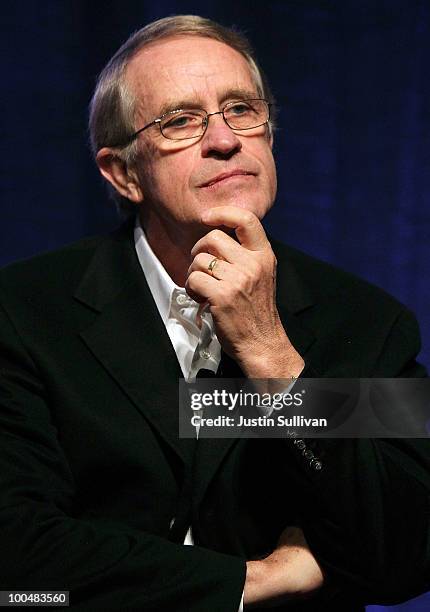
[2,2,429,609]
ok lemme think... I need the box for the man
[0,15,429,612]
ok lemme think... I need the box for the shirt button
[176,294,188,305]
[200,349,211,360]
[310,458,323,471]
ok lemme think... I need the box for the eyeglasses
[128,98,271,142]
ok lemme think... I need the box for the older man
[0,15,429,612]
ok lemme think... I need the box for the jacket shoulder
[272,238,405,314]
[0,235,106,289]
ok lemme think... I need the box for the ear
[96,148,144,203]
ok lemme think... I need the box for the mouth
[199,170,255,188]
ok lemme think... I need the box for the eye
[228,101,254,115]
[163,111,202,129]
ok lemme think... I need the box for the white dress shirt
[134,221,221,382]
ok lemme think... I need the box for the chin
[223,198,272,220]
[196,186,274,221]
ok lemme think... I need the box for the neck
[139,210,206,287]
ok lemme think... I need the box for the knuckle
[187,271,199,288]
[210,229,224,242]
[237,272,254,294]
[242,210,256,224]
[252,261,263,278]
[195,253,207,267]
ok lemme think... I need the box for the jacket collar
[74,219,194,464]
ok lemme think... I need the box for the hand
[185,206,304,378]
[244,526,324,608]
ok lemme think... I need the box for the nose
[200,111,242,158]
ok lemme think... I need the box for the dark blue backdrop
[2,2,429,610]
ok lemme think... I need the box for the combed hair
[88,15,275,216]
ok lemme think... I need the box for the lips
[199,170,254,188]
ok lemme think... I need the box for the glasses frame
[127,98,271,143]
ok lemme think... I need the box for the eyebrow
[157,88,259,117]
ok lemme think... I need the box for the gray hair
[88,15,275,216]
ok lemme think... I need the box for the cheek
[138,148,192,202]
[261,150,277,194]
[269,160,277,195]
[157,148,196,186]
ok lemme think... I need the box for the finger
[185,270,221,303]
[201,206,269,250]
[188,252,232,280]
[191,228,247,263]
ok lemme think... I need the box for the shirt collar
[134,217,191,325]
[134,216,220,380]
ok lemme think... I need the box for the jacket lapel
[74,222,190,464]
[274,240,316,358]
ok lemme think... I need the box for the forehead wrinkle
[126,37,258,123]
[149,64,256,117]
[157,87,259,118]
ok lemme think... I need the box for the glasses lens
[160,109,206,140]
[224,99,269,130]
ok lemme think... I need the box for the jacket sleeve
[288,307,430,605]
[0,303,245,612]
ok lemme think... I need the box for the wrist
[239,340,305,379]
[243,560,268,607]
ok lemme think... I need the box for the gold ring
[207,257,219,275]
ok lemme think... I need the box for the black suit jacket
[0,221,429,611]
